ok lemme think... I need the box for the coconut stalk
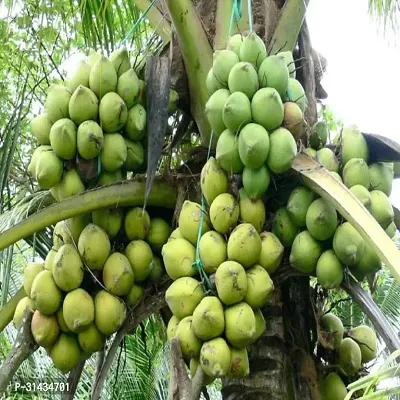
[164,0,213,146]
[0,286,25,333]
[0,179,176,252]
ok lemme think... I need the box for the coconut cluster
[318,312,378,398]
[13,208,171,373]
[28,48,178,199]
[205,32,307,199]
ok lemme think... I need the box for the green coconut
[306,198,338,241]
[229,347,249,378]
[69,85,99,125]
[341,125,369,166]
[369,162,393,196]
[215,260,248,305]
[117,69,140,108]
[99,92,128,133]
[309,121,328,150]
[199,231,227,274]
[31,311,60,348]
[316,148,339,173]
[124,139,144,171]
[370,190,394,229]
[35,149,64,188]
[238,188,266,233]
[258,55,289,99]
[161,238,196,279]
[222,91,252,133]
[266,127,297,173]
[31,114,52,145]
[23,262,44,297]
[238,123,270,169]
[57,169,85,200]
[253,309,266,341]
[44,248,57,271]
[289,231,322,273]
[282,102,306,140]
[110,47,130,77]
[215,129,244,174]
[224,302,256,348]
[124,104,146,140]
[94,290,127,336]
[251,88,284,131]
[49,118,77,160]
[66,60,91,93]
[103,252,134,296]
[277,50,296,78]
[320,312,344,349]
[386,221,397,239]
[258,232,284,274]
[333,222,365,266]
[348,325,377,363]
[124,207,150,240]
[63,288,94,333]
[87,50,101,66]
[271,207,299,247]
[303,147,317,158]
[192,296,225,340]
[342,158,370,188]
[101,133,127,171]
[13,297,35,328]
[89,55,118,98]
[351,243,381,279]
[147,218,172,253]
[176,316,203,359]
[200,337,231,378]
[44,84,72,123]
[239,32,266,68]
[227,223,262,268]
[285,78,307,112]
[338,337,362,377]
[227,34,243,56]
[228,61,259,99]
[98,169,124,186]
[206,68,226,95]
[245,265,274,309]
[76,120,103,160]
[125,240,153,282]
[30,270,62,315]
[350,185,372,211]
[242,165,270,200]
[56,308,70,333]
[92,207,123,238]
[78,323,105,353]
[319,373,348,400]
[51,334,81,373]
[286,186,316,227]
[316,250,344,289]
[78,223,111,270]
[209,193,239,234]
[200,157,229,205]
[204,89,230,136]
[213,49,239,85]
[124,284,144,307]
[167,315,180,340]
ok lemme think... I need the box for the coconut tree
[0,0,400,399]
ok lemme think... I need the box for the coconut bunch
[317,312,378,398]
[205,32,307,200]
[13,208,171,373]
[28,48,179,200]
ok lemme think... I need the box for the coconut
[266,127,297,173]
[303,147,317,158]
[124,104,147,140]
[285,78,307,112]
[351,243,381,279]
[175,316,202,359]
[258,55,289,98]
[205,88,230,136]
[215,129,244,174]
[124,284,144,307]
[238,123,270,168]
[238,188,266,232]
[224,302,256,348]
[286,186,316,227]
[87,50,101,66]
[212,49,239,85]
[341,125,369,166]
[44,84,72,123]
[94,290,126,335]
[227,223,262,268]
[283,102,306,140]
[251,88,284,131]
[124,139,144,171]
[99,92,128,133]
[206,68,226,95]
[13,297,35,328]
[117,69,140,108]
[31,114,52,145]
[49,118,77,160]
[209,193,239,234]
[76,120,104,160]
[316,148,339,173]
[369,162,393,196]
[319,373,348,400]
[200,157,229,205]
[167,315,180,340]
[57,169,85,200]
[98,170,124,186]
[370,190,394,229]
[23,262,44,297]
[222,91,252,133]
[52,244,83,291]
[200,337,231,378]
[78,323,105,353]
[227,34,243,56]
[242,165,270,200]
[149,256,164,282]
[199,231,227,274]
[125,240,153,282]
[110,47,130,77]
[92,207,123,238]
[63,288,94,333]
[350,185,372,211]
[161,238,197,279]
[245,265,274,309]
[309,121,328,150]
[348,325,377,363]
[124,207,150,240]
[56,308,70,333]
[178,201,211,245]
[333,222,365,266]
[239,32,266,68]
[51,334,81,373]
[30,270,62,315]
[192,296,225,340]
[101,133,127,171]
[103,252,134,296]
[386,222,397,239]
[338,337,362,376]
[215,261,248,305]
[316,250,344,289]
[289,231,322,273]
[277,50,296,78]
[306,198,338,241]
[258,232,284,274]
[31,311,60,348]
[229,347,249,378]
[66,60,91,93]
[228,62,259,99]
[165,277,204,319]
[78,223,111,270]
[35,149,63,189]
[271,207,298,247]
[69,85,99,125]
[89,55,118,98]
[342,158,370,189]
[320,312,344,349]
